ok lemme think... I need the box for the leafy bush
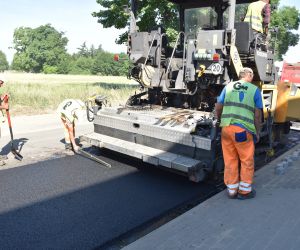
[0,51,9,72]
[43,65,58,74]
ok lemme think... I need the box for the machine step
[80,132,203,174]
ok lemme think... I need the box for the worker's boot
[227,192,237,199]
[237,189,256,200]
[65,143,72,150]
[0,155,8,160]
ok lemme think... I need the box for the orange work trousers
[221,125,255,195]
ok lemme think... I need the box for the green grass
[0,73,139,115]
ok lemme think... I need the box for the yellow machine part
[261,84,278,119]
[274,81,300,123]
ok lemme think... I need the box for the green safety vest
[220,80,258,134]
[244,1,266,33]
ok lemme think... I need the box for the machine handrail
[143,31,160,68]
[165,31,185,90]
[142,31,164,88]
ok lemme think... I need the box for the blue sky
[0,0,126,63]
[0,0,299,63]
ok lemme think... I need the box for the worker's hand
[1,94,9,103]
[1,102,9,110]
[73,145,80,153]
[212,119,220,128]
[256,134,260,144]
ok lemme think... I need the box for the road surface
[1,114,299,249]
[0,114,216,249]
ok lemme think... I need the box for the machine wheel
[272,122,290,146]
[212,157,224,181]
[188,163,208,182]
[188,169,207,182]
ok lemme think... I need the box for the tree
[0,51,9,72]
[92,0,179,44]
[69,56,94,75]
[270,0,300,60]
[93,0,300,59]
[69,44,99,74]
[11,24,70,73]
[77,42,90,57]
[91,51,130,76]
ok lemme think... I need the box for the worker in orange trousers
[215,68,263,199]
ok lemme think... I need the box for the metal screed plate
[80,133,202,173]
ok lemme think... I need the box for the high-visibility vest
[244,1,266,33]
[220,81,258,134]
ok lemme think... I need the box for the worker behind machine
[244,0,270,35]
[57,99,86,152]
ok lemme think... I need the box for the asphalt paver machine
[82,0,299,181]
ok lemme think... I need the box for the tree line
[0,51,9,72]
[93,0,300,61]
[0,24,130,75]
[1,0,299,73]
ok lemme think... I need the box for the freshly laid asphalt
[0,151,215,250]
[1,114,299,249]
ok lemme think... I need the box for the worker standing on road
[244,0,271,35]
[215,68,263,200]
[57,99,85,152]
[0,80,9,164]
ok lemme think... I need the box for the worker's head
[239,67,254,82]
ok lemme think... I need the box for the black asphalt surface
[0,152,214,250]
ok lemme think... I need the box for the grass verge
[0,73,139,115]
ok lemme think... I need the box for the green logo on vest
[233,82,248,91]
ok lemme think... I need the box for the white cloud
[283,43,300,63]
